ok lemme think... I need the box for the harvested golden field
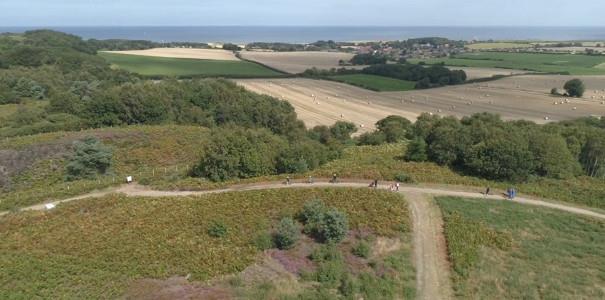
[454,67,530,80]
[236,78,419,133]
[102,48,240,61]
[237,75,605,130]
[239,51,358,73]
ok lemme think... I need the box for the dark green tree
[564,79,585,97]
[65,137,113,180]
[405,138,428,162]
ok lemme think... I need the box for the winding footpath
[2,181,604,300]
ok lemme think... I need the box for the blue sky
[1,0,603,26]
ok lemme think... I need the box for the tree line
[360,113,605,182]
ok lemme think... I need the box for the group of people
[369,179,400,192]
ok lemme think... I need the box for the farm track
[3,180,605,299]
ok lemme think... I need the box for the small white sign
[45,203,56,210]
[126,176,133,183]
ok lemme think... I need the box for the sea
[1,26,604,44]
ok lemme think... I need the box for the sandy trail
[408,192,453,300]
[6,181,604,220]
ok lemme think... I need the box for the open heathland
[0,188,413,299]
[436,196,605,299]
[411,52,605,75]
[99,52,282,77]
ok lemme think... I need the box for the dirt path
[407,192,453,300]
[5,181,604,220]
[3,180,605,299]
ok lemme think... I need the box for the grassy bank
[329,74,416,91]
[436,196,605,299]
[0,188,413,299]
[411,52,605,75]
[99,52,282,77]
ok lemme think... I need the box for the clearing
[436,196,605,299]
[239,51,358,74]
[99,52,282,77]
[101,48,240,61]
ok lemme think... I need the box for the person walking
[373,179,378,189]
[396,182,400,192]
[332,173,338,184]
[485,186,490,197]
[286,176,291,185]
[308,175,314,184]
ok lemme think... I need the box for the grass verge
[436,196,605,299]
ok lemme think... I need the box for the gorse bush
[299,200,349,243]
[352,240,371,258]
[65,137,112,181]
[207,221,228,238]
[274,217,301,249]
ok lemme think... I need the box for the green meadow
[436,196,605,299]
[411,52,605,75]
[329,74,416,91]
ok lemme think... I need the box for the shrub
[310,244,342,262]
[315,260,345,287]
[319,209,349,243]
[253,231,275,250]
[352,241,371,258]
[299,199,327,225]
[550,87,559,95]
[339,273,358,297]
[274,217,301,250]
[394,172,415,184]
[300,200,349,243]
[65,137,112,181]
[207,221,228,238]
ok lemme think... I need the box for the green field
[436,196,605,299]
[411,52,605,75]
[329,74,416,91]
[466,42,532,50]
[0,188,413,299]
[99,52,283,77]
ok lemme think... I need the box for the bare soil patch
[102,48,239,61]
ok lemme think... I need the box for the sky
[1,0,603,27]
